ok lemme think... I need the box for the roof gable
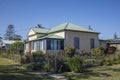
[28,29,36,36]
[28,27,49,36]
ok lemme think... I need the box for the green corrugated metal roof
[38,34,64,39]
[32,27,49,34]
[30,22,99,34]
[49,22,99,33]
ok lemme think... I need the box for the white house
[25,22,100,54]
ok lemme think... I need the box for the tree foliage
[0,35,2,46]
[4,24,22,40]
[4,24,15,40]
[10,41,24,55]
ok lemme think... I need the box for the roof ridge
[64,22,69,30]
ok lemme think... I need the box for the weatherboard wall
[65,30,99,52]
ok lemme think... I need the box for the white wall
[52,31,65,38]
[28,29,35,36]
[65,31,99,52]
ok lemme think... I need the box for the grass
[0,58,120,80]
[0,58,54,80]
[62,64,120,80]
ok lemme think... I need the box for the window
[51,40,54,50]
[38,41,43,50]
[74,37,79,49]
[47,39,51,50]
[90,38,95,49]
[57,40,60,50]
[60,40,64,50]
[47,39,64,50]
[33,41,37,50]
[57,40,64,50]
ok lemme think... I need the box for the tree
[13,34,22,41]
[4,24,15,40]
[0,35,3,47]
[4,24,22,40]
[10,41,24,56]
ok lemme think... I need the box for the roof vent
[88,26,93,30]
[36,24,45,28]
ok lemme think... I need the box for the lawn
[0,58,120,80]
[62,64,120,80]
[0,58,54,80]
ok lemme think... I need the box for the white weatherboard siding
[28,29,35,36]
[28,29,47,41]
[28,35,37,41]
[65,31,99,52]
[52,31,65,38]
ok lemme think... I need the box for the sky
[0,0,120,40]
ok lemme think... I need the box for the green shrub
[22,63,33,70]
[21,54,31,64]
[68,56,83,73]
[83,59,96,68]
[44,61,53,72]
[101,58,113,66]
[91,46,104,57]
[32,50,45,62]
[113,55,120,64]
[64,46,75,57]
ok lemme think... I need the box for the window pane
[60,40,64,50]
[90,39,95,49]
[47,40,51,50]
[74,37,79,49]
[51,40,54,50]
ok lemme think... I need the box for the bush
[22,62,42,71]
[113,55,120,64]
[44,61,53,72]
[83,59,96,68]
[22,63,33,70]
[68,56,83,73]
[32,50,45,62]
[101,57,113,66]
[64,46,76,57]
[21,54,31,64]
[107,46,116,54]
[91,46,104,57]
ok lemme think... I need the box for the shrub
[113,55,120,64]
[23,62,42,71]
[32,50,45,62]
[68,56,83,73]
[22,63,33,70]
[21,54,31,64]
[107,46,116,54]
[83,59,96,68]
[91,46,104,57]
[64,46,75,57]
[44,61,53,72]
[32,62,42,70]
[101,58,113,66]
